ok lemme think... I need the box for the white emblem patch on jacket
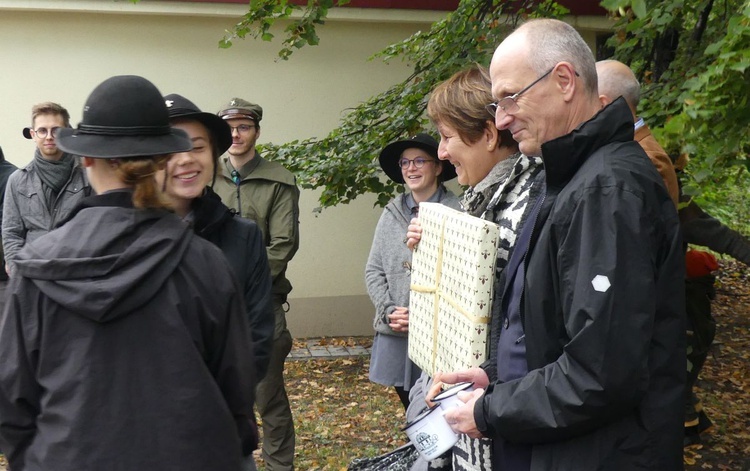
[591,275,611,293]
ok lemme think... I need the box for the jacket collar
[191,186,233,237]
[540,97,634,189]
[60,189,133,224]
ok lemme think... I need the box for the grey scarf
[34,150,75,205]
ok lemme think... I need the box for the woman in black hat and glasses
[365,133,460,410]
[0,76,257,471]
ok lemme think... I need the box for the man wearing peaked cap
[214,97,299,471]
[218,97,263,123]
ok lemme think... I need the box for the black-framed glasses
[229,124,256,134]
[486,67,555,118]
[398,157,435,169]
[32,127,61,139]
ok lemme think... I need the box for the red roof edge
[171,0,607,16]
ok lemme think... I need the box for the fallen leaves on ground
[685,259,750,469]
[277,261,750,470]
[281,352,405,471]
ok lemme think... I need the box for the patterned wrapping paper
[408,202,500,377]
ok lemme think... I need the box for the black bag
[348,443,419,471]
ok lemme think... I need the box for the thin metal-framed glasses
[398,157,435,169]
[32,127,61,139]
[229,124,256,134]
[485,67,555,118]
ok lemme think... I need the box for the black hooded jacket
[475,99,685,470]
[192,187,274,381]
[0,191,257,471]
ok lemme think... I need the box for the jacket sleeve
[476,186,677,443]
[0,277,42,470]
[364,211,397,334]
[2,172,26,269]
[207,265,258,456]
[244,224,274,381]
[680,200,750,266]
[266,183,300,282]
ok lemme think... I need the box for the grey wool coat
[365,188,461,336]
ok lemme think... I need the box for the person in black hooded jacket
[162,93,274,384]
[0,76,258,471]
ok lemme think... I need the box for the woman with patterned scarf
[405,64,544,471]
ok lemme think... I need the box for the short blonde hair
[31,102,70,127]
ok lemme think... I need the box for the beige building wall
[0,2,611,338]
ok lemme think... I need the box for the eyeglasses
[486,67,555,118]
[32,127,61,139]
[398,157,435,169]
[228,124,256,134]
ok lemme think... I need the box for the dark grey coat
[0,191,257,471]
[2,155,89,266]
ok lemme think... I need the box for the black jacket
[475,99,686,470]
[0,191,257,470]
[192,187,274,381]
[0,148,18,281]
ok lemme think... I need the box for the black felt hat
[164,94,232,156]
[56,75,192,159]
[378,133,456,184]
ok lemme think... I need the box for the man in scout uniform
[214,98,299,471]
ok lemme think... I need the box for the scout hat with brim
[164,93,232,156]
[56,75,192,159]
[378,133,457,184]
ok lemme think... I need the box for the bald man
[437,19,685,470]
[596,59,680,206]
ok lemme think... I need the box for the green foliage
[224,0,568,209]
[219,0,351,60]
[603,0,750,212]
[141,0,748,213]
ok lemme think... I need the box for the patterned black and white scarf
[428,152,543,471]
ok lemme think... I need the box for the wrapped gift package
[408,202,500,377]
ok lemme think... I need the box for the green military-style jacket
[213,153,300,300]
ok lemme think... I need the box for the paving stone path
[287,338,372,360]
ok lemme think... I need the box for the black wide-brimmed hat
[378,133,456,184]
[56,75,192,159]
[164,93,232,156]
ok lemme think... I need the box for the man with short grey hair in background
[435,19,685,470]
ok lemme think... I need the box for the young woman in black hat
[0,76,258,471]
[161,93,274,385]
[365,133,461,410]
